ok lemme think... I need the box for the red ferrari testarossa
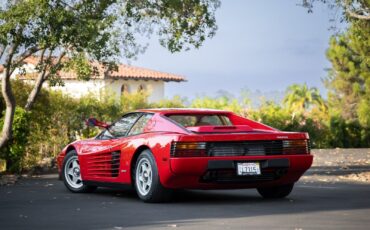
[57,108,313,202]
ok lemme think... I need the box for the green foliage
[0,107,30,173]
[249,101,330,148]
[120,91,151,111]
[190,95,245,115]
[186,83,368,149]
[123,0,220,52]
[0,0,221,154]
[63,54,97,82]
[327,115,370,148]
[249,101,293,130]
[283,83,327,112]
[1,80,369,172]
[300,0,370,21]
[152,95,187,108]
[0,0,120,71]
[325,20,370,126]
[0,0,220,70]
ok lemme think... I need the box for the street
[0,175,369,230]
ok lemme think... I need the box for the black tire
[62,150,96,193]
[133,149,173,203]
[257,183,294,199]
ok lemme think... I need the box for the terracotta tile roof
[15,56,105,80]
[11,56,186,82]
[23,56,39,66]
[109,64,185,82]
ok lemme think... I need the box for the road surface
[0,175,369,230]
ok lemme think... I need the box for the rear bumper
[161,155,313,189]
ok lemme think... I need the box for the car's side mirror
[85,117,109,128]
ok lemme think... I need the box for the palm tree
[283,84,327,112]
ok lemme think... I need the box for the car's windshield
[167,114,233,127]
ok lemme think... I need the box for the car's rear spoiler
[186,125,272,133]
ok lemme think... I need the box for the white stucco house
[0,57,185,102]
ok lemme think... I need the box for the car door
[79,113,142,182]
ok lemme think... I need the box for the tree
[0,0,220,150]
[0,0,119,150]
[283,84,327,112]
[325,20,370,126]
[301,0,370,21]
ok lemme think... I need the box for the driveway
[0,175,369,230]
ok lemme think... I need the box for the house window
[121,84,130,95]
[137,84,146,92]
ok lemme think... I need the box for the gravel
[302,148,370,184]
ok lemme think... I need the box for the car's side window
[99,113,142,139]
[128,114,153,136]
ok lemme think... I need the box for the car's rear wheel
[62,150,96,193]
[257,183,294,199]
[134,149,172,202]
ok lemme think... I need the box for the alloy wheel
[136,158,153,196]
[64,156,83,189]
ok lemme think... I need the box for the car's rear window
[166,114,233,127]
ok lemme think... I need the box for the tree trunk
[24,48,48,111]
[24,71,46,111]
[0,69,16,150]
[24,50,64,111]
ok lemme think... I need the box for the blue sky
[131,0,338,99]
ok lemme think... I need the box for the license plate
[237,162,261,176]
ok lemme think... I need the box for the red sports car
[57,108,313,202]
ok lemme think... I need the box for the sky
[131,0,339,100]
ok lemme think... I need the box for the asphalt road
[0,176,369,230]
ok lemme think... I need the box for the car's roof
[138,108,232,114]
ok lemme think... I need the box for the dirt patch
[311,148,370,167]
[304,148,370,184]
[339,172,370,183]
[0,174,19,186]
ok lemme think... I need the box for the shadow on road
[0,177,369,230]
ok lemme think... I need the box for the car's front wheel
[257,183,294,199]
[134,149,172,202]
[62,150,96,193]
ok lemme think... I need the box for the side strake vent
[86,151,121,177]
[171,140,310,157]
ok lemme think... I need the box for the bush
[0,107,30,172]
[328,116,370,148]
[0,80,369,172]
[152,95,187,108]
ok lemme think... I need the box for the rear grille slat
[171,140,310,157]
[207,140,309,156]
